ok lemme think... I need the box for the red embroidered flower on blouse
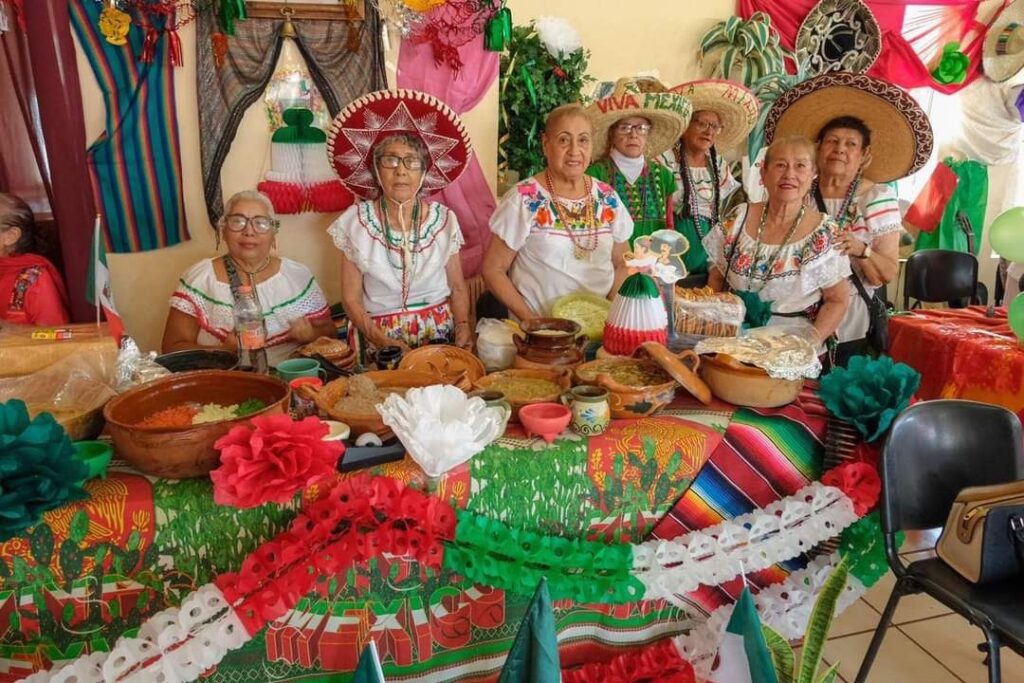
[211,415,344,509]
[812,231,829,254]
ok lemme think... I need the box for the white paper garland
[634,483,859,600]
[674,552,868,680]
[20,584,251,683]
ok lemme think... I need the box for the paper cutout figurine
[625,230,689,284]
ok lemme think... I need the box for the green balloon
[1010,293,1024,341]
[990,207,1024,263]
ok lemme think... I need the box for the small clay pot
[513,317,589,367]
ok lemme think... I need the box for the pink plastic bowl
[518,402,571,444]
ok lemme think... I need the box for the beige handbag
[936,480,1024,584]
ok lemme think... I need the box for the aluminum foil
[694,327,822,380]
[114,337,170,392]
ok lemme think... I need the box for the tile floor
[811,530,1024,682]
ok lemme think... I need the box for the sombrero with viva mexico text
[586,77,692,159]
[326,89,472,200]
[985,0,1024,84]
[763,72,933,183]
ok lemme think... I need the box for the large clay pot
[699,354,802,408]
[513,317,589,367]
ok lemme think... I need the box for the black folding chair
[855,400,1024,683]
[902,249,983,310]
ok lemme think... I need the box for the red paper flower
[211,415,344,509]
[822,461,882,516]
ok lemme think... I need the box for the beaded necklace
[676,144,722,237]
[378,198,424,309]
[747,203,806,293]
[543,170,599,261]
[810,173,861,230]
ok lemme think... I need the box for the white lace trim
[22,584,251,683]
[634,483,859,599]
[673,552,868,680]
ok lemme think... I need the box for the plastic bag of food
[115,337,171,392]
[0,348,119,440]
[671,287,746,349]
[476,318,518,371]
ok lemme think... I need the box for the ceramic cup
[561,385,611,435]
[468,389,513,428]
[276,358,327,382]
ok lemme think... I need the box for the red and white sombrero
[326,89,472,200]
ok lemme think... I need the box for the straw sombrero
[796,0,881,76]
[763,72,932,183]
[326,89,472,200]
[668,79,759,151]
[586,78,691,159]
[984,1,1024,84]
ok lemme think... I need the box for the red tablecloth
[889,306,1024,418]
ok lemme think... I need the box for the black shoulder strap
[222,256,247,305]
[812,185,827,213]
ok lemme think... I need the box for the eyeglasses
[614,123,651,136]
[378,155,425,171]
[223,214,278,233]
[692,120,724,134]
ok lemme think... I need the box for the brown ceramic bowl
[574,357,677,419]
[513,317,588,367]
[699,354,802,408]
[103,370,290,479]
[473,368,572,421]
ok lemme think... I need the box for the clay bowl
[398,345,482,391]
[103,370,290,479]
[518,402,571,444]
[300,369,449,439]
[574,357,678,419]
[472,368,572,420]
[699,354,802,408]
[514,317,588,367]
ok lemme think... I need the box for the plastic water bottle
[234,285,269,373]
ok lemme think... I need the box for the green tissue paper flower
[932,42,970,85]
[818,355,920,443]
[736,289,774,329]
[0,400,88,542]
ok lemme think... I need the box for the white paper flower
[535,16,582,59]
[377,385,505,478]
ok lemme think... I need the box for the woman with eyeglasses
[583,78,688,245]
[483,102,635,321]
[325,90,472,360]
[659,80,759,285]
[161,189,334,363]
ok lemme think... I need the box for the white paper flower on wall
[535,16,583,59]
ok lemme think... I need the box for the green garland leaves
[499,24,592,179]
[443,510,643,604]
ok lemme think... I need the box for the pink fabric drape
[737,0,999,95]
[397,38,498,279]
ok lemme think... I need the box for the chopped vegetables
[136,399,267,428]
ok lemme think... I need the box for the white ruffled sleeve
[800,219,852,296]
[168,259,216,319]
[327,204,361,262]
[608,189,635,243]
[489,184,532,251]
[861,184,902,239]
[444,207,465,258]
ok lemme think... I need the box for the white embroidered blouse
[328,200,464,317]
[169,258,331,365]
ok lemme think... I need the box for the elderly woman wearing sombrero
[764,72,933,365]
[326,89,473,359]
[584,78,689,244]
[659,80,759,283]
[483,103,634,321]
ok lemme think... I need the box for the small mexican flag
[85,215,124,344]
[712,587,778,683]
[497,578,560,683]
[353,639,386,683]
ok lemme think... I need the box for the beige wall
[71,1,769,351]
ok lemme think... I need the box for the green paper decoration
[0,400,89,542]
[485,5,512,52]
[499,23,592,178]
[931,42,970,85]
[443,510,643,604]
[839,512,904,588]
[271,109,327,144]
[818,355,920,443]
[219,0,247,35]
[618,272,662,299]
[736,289,774,329]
